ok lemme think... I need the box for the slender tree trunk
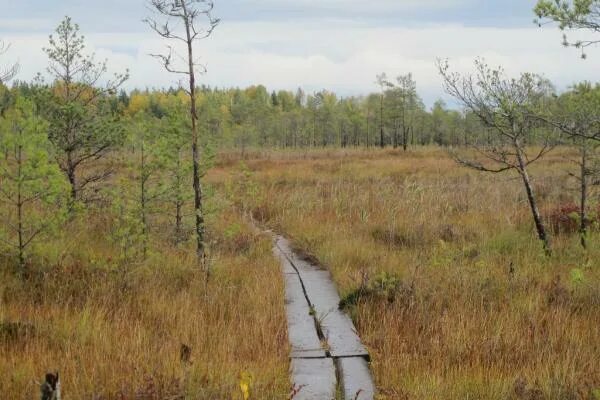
[175,200,183,243]
[284,124,288,149]
[393,118,398,149]
[182,4,206,265]
[580,145,588,249]
[312,113,316,148]
[366,113,370,148]
[516,146,551,253]
[66,153,77,202]
[17,144,24,270]
[380,94,384,148]
[174,150,184,245]
[401,105,407,151]
[140,141,148,259]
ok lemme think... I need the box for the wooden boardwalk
[274,236,375,400]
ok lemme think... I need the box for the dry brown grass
[2,146,598,399]
[214,147,600,400]
[0,196,289,398]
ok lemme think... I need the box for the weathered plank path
[274,236,375,400]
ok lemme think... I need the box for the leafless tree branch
[0,40,19,84]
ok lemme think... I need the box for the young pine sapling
[0,97,68,271]
[438,59,556,253]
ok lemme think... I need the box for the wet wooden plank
[275,235,374,399]
[300,270,369,358]
[283,273,327,358]
[338,357,376,400]
[274,241,297,274]
[276,237,319,274]
[290,358,336,400]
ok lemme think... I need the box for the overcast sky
[1,0,598,107]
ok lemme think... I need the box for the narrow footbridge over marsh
[274,236,376,400]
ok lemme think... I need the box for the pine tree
[0,97,68,271]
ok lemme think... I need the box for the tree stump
[40,372,60,400]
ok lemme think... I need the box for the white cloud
[0,18,54,31]
[2,19,598,107]
[238,0,471,12]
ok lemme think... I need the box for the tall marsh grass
[0,200,289,398]
[216,147,600,400]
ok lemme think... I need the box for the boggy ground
[0,191,289,398]
[213,147,600,400]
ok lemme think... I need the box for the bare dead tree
[144,0,219,266]
[0,40,19,84]
[438,59,556,253]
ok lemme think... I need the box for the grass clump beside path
[222,147,600,400]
